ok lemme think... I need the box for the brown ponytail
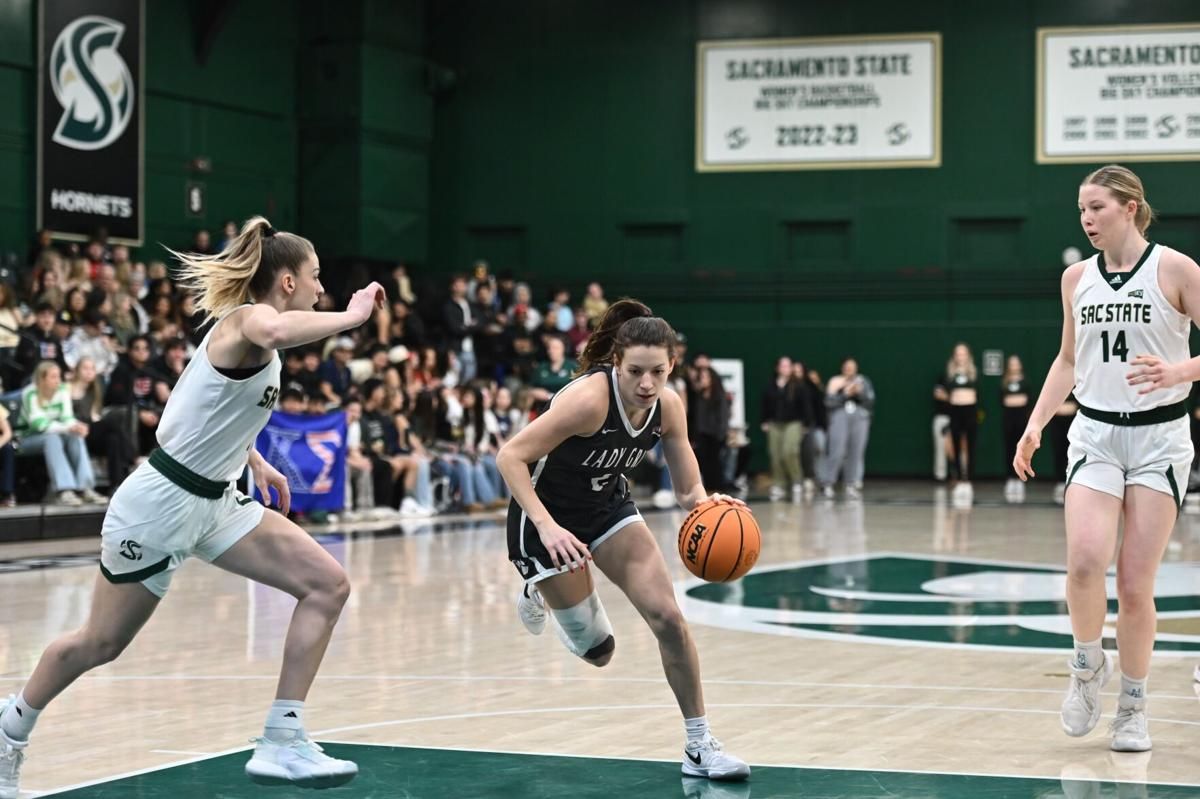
[575,298,677,376]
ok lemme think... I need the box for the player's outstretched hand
[347,281,387,324]
[535,521,592,573]
[1012,427,1040,482]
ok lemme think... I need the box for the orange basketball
[677,501,761,582]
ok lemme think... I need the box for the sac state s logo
[49,16,135,151]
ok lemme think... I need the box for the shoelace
[0,744,25,778]
[1067,666,1100,714]
[1109,706,1146,737]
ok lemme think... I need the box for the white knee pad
[551,589,614,660]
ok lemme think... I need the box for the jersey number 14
[1100,330,1128,363]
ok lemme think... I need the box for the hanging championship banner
[696,34,941,172]
[1037,23,1200,163]
[254,411,348,513]
[38,0,144,244]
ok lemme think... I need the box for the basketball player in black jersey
[496,299,750,781]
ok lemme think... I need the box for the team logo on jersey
[49,16,135,151]
[1109,275,1123,285]
[679,553,1200,653]
[118,540,142,561]
[1127,289,1144,299]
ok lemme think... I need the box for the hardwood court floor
[2,481,1199,797]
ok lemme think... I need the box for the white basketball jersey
[156,309,281,480]
[1072,243,1190,412]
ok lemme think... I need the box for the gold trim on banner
[695,32,942,173]
[1035,22,1200,165]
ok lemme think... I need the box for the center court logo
[49,16,135,151]
[679,553,1200,653]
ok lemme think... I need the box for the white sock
[684,715,709,745]
[1119,673,1147,708]
[1,692,42,742]
[264,699,305,743]
[1072,637,1103,671]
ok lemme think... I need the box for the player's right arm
[496,374,608,571]
[1014,263,1083,480]
[238,282,386,350]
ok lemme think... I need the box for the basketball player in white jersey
[498,300,750,781]
[1014,165,1200,752]
[0,217,385,796]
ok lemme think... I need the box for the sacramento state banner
[254,411,348,514]
[38,0,144,243]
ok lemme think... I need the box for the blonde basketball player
[0,218,385,796]
[1014,166,1199,752]
[497,299,750,781]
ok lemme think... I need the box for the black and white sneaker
[682,735,750,781]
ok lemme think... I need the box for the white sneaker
[790,484,802,503]
[1109,702,1151,752]
[517,584,546,635]
[653,489,676,509]
[399,497,435,517]
[1194,663,1200,683]
[0,698,27,799]
[681,735,750,781]
[803,478,815,497]
[244,735,358,789]
[821,485,835,499]
[1061,651,1112,737]
[845,485,861,500]
[57,490,82,506]
[768,486,785,502]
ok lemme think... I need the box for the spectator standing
[760,356,807,503]
[820,357,875,500]
[1001,355,1032,502]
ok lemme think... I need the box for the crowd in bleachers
[0,227,745,519]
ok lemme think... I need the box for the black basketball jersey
[531,366,663,513]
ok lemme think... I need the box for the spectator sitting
[152,337,188,395]
[566,307,591,356]
[318,336,355,406]
[306,390,328,416]
[18,360,104,505]
[502,305,540,385]
[278,387,307,415]
[14,302,68,385]
[582,281,609,323]
[342,398,375,518]
[104,335,164,456]
[281,350,310,396]
[388,300,425,351]
[509,283,542,331]
[63,307,119,379]
[548,288,573,332]
[529,336,576,414]
[69,356,134,493]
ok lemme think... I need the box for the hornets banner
[254,412,348,513]
[38,0,144,244]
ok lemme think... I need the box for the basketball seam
[722,509,745,582]
[700,507,734,580]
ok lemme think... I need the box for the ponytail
[168,216,314,321]
[575,298,676,376]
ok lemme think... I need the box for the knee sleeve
[551,589,614,660]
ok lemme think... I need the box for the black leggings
[949,404,977,481]
[85,416,135,493]
[692,434,725,492]
[1002,405,1032,478]
[1047,412,1075,480]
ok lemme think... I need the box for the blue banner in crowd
[253,411,347,513]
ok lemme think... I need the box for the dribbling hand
[347,281,387,324]
[536,521,591,573]
[696,493,746,509]
[1012,428,1041,482]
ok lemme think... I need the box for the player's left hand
[250,455,291,516]
[697,493,746,509]
[1126,355,1184,395]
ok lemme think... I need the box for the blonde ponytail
[167,216,314,321]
